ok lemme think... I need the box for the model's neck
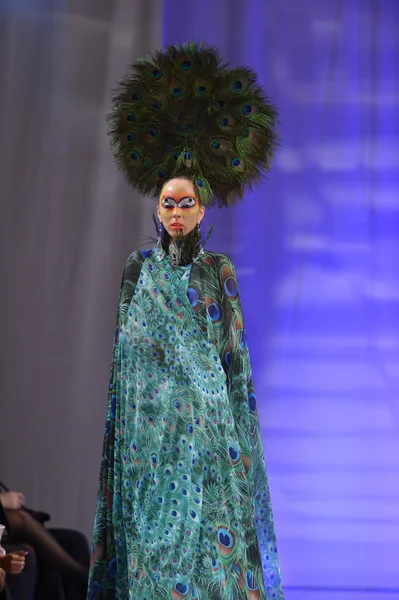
[161,227,201,266]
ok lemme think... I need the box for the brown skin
[0,551,27,574]
[157,178,205,238]
[0,491,24,510]
[0,497,27,576]
[0,568,5,591]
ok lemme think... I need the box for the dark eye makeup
[161,196,196,209]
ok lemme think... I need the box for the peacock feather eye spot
[211,140,221,150]
[126,113,135,122]
[248,392,256,411]
[131,92,141,101]
[246,569,258,591]
[197,179,204,188]
[126,133,136,143]
[150,128,158,138]
[152,101,162,111]
[185,123,195,132]
[241,128,250,138]
[219,115,235,129]
[172,152,179,160]
[197,85,206,95]
[157,169,167,179]
[183,151,192,160]
[182,60,192,70]
[215,100,224,109]
[130,150,141,162]
[243,103,259,116]
[231,157,245,171]
[152,68,162,79]
[233,78,249,92]
[172,87,183,97]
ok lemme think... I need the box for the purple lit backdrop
[164,0,399,593]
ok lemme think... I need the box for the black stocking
[5,510,88,595]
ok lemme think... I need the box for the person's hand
[0,567,6,592]
[0,491,25,510]
[0,551,27,574]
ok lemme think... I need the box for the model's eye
[161,197,177,209]
[178,197,196,208]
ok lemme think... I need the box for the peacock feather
[107,41,279,207]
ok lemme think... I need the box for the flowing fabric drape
[87,248,284,599]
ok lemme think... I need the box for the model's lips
[170,222,183,228]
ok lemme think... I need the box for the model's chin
[167,227,185,238]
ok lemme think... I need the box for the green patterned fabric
[87,247,284,600]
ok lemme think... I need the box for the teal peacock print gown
[87,246,284,600]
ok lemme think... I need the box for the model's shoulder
[124,248,154,267]
[202,250,236,269]
[122,249,155,283]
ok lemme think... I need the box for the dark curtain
[0,0,161,539]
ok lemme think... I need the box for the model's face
[158,178,205,239]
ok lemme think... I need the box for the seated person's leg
[4,510,88,595]
[48,529,90,569]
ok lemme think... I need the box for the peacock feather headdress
[107,41,279,207]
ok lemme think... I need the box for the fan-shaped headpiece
[107,41,279,207]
